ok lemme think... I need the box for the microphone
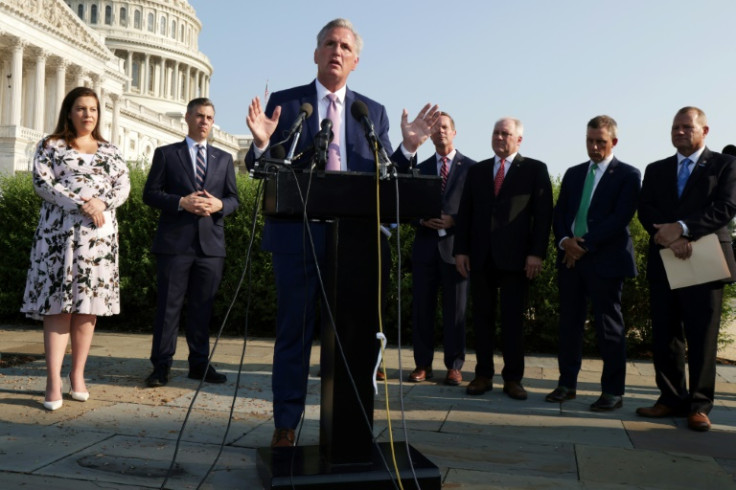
[271,144,286,160]
[314,118,333,170]
[351,100,394,178]
[284,102,313,139]
[350,100,378,148]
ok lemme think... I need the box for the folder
[659,233,731,289]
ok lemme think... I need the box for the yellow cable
[374,147,404,489]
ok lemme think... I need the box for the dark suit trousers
[557,261,627,395]
[271,250,322,429]
[411,249,467,370]
[649,279,723,414]
[150,251,224,370]
[470,262,527,381]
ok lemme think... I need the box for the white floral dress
[21,138,131,320]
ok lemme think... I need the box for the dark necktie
[195,144,206,190]
[440,156,449,193]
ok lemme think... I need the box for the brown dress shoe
[503,381,528,400]
[271,428,295,447]
[444,369,462,386]
[636,403,674,418]
[408,367,432,383]
[466,376,492,395]
[376,369,386,381]
[545,386,576,403]
[687,411,711,432]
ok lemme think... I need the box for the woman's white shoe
[43,399,63,411]
[69,375,90,402]
[70,390,89,402]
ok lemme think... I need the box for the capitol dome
[0,0,248,174]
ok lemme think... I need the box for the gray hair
[495,117,524,137]
[317,18,363,55]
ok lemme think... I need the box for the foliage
[1,168,735,357]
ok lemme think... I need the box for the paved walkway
[1,326,736,489]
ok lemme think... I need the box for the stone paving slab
[576,445,736,489]
[33,434,257,488]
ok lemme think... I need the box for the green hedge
[0,166,733,356]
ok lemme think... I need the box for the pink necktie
[440,157,449,193]
[326,93,341,171]
[494,159,505,196]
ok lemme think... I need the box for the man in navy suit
[546,116,640,411]
[244,18,439,447]
[637,107,736,431]
[454,117,553,401]
[143,98,240,387]
[409,112,475,386]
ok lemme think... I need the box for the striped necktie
[195,144,206,190]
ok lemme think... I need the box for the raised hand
[400,103,441,153]
[246,97,281,149]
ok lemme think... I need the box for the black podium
[256,168,442,489]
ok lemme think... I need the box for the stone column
[126,51,133,91]
[143,53,150,95]
[173,61,180,100]
[8,39,25,126]
[184,65,191,102]
[52,59,69,129]
[33,49,48,131]
[110,93,121,146]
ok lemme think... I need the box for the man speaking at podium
[244,18,440,448]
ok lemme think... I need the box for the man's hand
[246,97,281,149]
[524,255,543,279]
[669,237,693,260]
[561,236,587,269]
[180,190,222,216]
[80,196,106,228]
[421,213,454,230]
[653,222,684,247]
[455,254,471,278]
[400,103,441,153]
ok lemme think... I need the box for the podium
[256,168,442,490]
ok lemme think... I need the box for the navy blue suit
[411,151,475,371]
[639,147,736,414]
[144,140,239,371]
[553,158,640,395]
[245,81,410,430]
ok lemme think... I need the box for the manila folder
[659,233,731,289]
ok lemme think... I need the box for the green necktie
[573,163,598,236]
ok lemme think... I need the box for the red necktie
[440,157,449,193]
[494,158,505,196]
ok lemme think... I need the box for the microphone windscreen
[300,103,314,118]
[350,100,370,121]
[271,144,286,159]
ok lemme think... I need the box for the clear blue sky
[189,0,736,179]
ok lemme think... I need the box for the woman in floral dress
[21,87,130,411]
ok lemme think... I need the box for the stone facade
[0,0,250,174]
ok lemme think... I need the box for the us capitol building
[0,0,251,174]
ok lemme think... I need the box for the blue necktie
[195,144,206,190]
[677,158,692,197]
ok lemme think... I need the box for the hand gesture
[401,103,441,153]
[246,97,281,149]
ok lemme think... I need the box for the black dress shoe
[188,365,227,384]
[590,393,623,412]
[545,386,576,403]
[145,366,170,387]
